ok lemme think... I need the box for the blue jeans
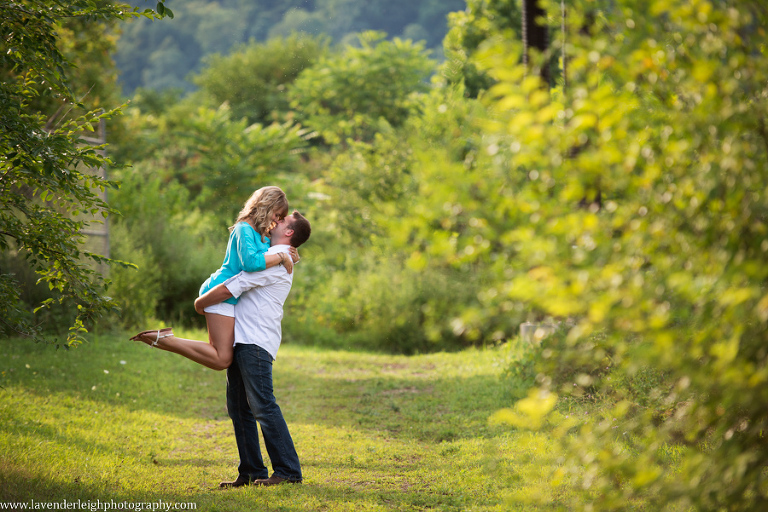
[226,344,302,482]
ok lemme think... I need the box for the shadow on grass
[0,413,139,463]
[1,465,104,504]
[2,457,479,512]
[1,335,514,445]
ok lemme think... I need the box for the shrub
[289,253,476,354]
[475,0,768,509]
[97,222,161,331]
[109,166,223,327]
[289,31,434,144]
[193,34,330,125]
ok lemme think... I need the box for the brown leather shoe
[252,475,301,486]
[219,476,252,488]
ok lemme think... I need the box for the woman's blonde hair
[231,186,288,241]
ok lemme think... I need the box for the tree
[193,34,329,126]
[522,0,549,86]
[0,1,171,346]
[289,31,435,145]
[472,0,768,509]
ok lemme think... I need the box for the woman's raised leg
[131,313,235,371]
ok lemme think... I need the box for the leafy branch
[0,0,173,345]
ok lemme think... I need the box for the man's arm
[225,255,291,299]
[194,284,234,315]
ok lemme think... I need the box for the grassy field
[1,331,569,511]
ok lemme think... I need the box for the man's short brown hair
[287,211,311,247]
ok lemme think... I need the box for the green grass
[1,332,569,511]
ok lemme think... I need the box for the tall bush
[109,166,224,326]
[289,31,435,144]
[192,34,330,125]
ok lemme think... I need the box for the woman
[130,186,299,370]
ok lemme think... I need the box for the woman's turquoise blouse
[198,222,269,305]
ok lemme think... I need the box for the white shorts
[204,302,235,318]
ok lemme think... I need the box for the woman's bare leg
[131,314,235,371]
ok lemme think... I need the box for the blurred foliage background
[114,0,466,94]
[3,0,768,509]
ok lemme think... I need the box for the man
[194,210,311,488]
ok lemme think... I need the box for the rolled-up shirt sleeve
[225,267,287,299]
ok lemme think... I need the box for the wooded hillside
[115,0,465,94]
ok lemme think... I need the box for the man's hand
[194,296,206,315]
[281,251,294,274]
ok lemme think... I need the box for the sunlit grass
[1,333,574,511]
